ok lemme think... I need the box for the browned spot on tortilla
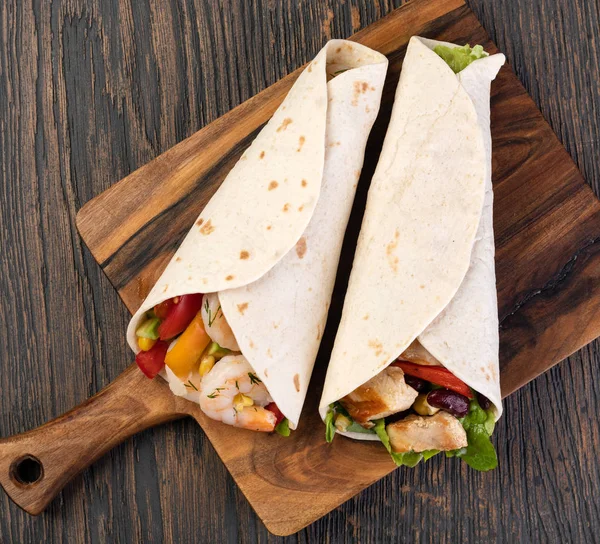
[365,105,370,113]
[225,275,234,281]
[202,278,208,284]
[273,323,279,329]
[297,136,305,152]
[293,374,300,393]
[301,179,307,187]
[420,284,425,289]
[363,314,369,320]
[175,257,181,262]
[266,225,272,230]
[316,325,323,340]
[249,339,255,349]
[336,47,342,53]
[162,284,169,293]
[308,287,312,292]
[196,218,204,227]
[276,117,293,132]
[265,367,270,375]
[200,219,215,235]
[283,203,290,212]
[237,302,249,315]
[386,230,400,272]
[259,151,265,159]
[296,237,307,259]
[307,64,312,73]
[268,180,278,191]
[369,339,383,357]
[188,276,192,280]
[240,155,248,161]
[240,250,249,260]
[370,86,376,91]
[352,81,369,106]
[299,205,305,212]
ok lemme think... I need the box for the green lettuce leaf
[373,419,423,467]
[421,449,440,462]
[433,44,488,74]
[449,398,498,471]
[325,405,336,443]
[275,418,291,437]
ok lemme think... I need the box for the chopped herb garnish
[207,387,224,399]
[183,380,198,391]
[248,372,262,385]
[205,298,223,327]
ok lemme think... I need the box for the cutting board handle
[0,363,185,515]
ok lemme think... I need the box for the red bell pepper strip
[392,361,473,398]
[154,298,177,319]
[158,294,204,340]
[265,402,285,426]
[136,340,169,379]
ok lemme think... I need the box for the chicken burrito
[320,37,505,470]
[127,40,388,435]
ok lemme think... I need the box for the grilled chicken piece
[399,340,442,366]
[339,367,418,426]
[387,411,467,453]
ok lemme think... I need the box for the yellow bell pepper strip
[164,310,211,378]
[138,337,157,351]
[199,355,216,376]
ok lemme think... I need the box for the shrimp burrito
[320,37,505,470]
[127,40,388,435]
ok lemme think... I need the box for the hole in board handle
[10,455,44,486]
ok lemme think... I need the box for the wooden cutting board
[2,0,600,536]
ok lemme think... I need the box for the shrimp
[201,293,240,351]
[199,354,277,432]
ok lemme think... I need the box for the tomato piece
[164,310,211,378]
[392,361,473,398]
[154,298,177,319]
[265,402,285,426]
[158,294,204,340]
[136,341,169,379]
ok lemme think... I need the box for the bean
[404,374,429,393]
[427,389,469,418]
[476,392,491,410]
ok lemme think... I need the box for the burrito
[320,37,505,470]
[127,40,388,435]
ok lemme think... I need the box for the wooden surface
[1,0,599,541]
[67,0,600,534]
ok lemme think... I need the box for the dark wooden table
[1,1,599,542]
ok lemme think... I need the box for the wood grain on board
[2,0,600,541]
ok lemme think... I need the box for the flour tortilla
[127,40,388,429]
[319,37,505,439]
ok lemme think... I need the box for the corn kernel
[138,337,157,351]
[198,355,216,376]
[233,393,254,412]
[334,413,351,432]
[413,393,440,416]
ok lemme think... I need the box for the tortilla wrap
[319,37,505,439]
[127,40,388,430]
